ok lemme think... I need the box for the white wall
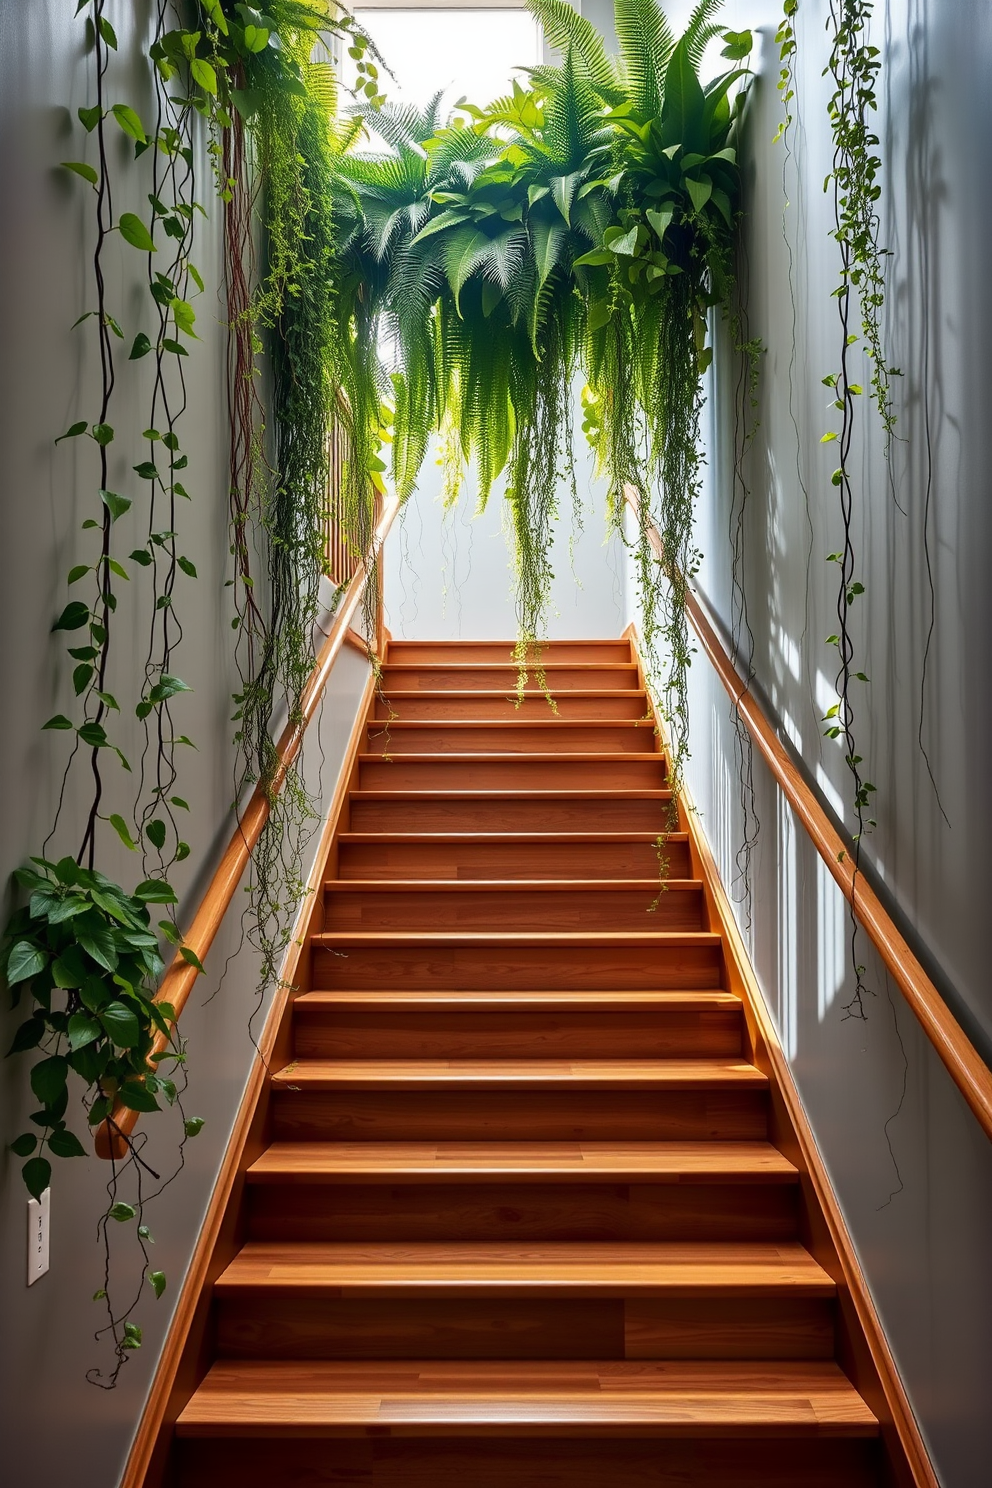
[384,427,627,640]
[622,4,992,1484]
[0,6,370,1483]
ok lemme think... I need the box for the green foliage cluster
[333,0,752,779]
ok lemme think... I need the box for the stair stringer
[626,623,937,1488]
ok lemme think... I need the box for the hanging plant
[334,0,753,787]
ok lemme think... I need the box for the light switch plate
[27,1187,50,1285]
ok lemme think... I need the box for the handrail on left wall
[95,493,401,1160]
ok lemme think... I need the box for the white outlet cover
[27,1187,50,1285]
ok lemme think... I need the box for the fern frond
[614,0,677,117]
[526,0,622,102]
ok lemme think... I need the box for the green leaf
[48,1127,86,1158]
[133,879,178,904]
[53,601,89,632]
[111,103,146,144]
[108,814,138,851]
[23,1157,52,1201]
[177,556,197,578]
[684,176,712,214]
[119,1081,160,1113]
[98,15,118,49]
[661,36,707,156]
[67,1010,103,1052]
[119,213,156,253]
[161,338,188,357]
[72,663,93,695]
[30,1055,68,1105]
[67,564,90,585]
[148,1269,167,1299]
[180,945,205,975]
[77,923,118,972]
[78,722,107,748]
[129,333,153,360]
[43,714,74,731]
[133,462,159,481]
[100,1001,141,1048]
[183,1116,205,1138]
[100,489,131,522]
[190,58,217,94]
[92,422,114,445]
[148,673,192,703]
[10,1133,37,1157]
[243,24,270,52]
[109,1202,136,1223]
[171,298,197,336]
[62,160,98,185]
[8,1017,46,1055]
[145,819,167,850]
[78,105,102,132]
[7,941,46,985]
[55,420,88,444]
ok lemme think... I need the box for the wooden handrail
[96,494,400,1159]
[624,485,992,1143]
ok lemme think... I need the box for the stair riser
[380,667,641,693]
[364,725,656,756]
[387,642,635,664]
[246,1182,798,1243]
[320,888,704,934]
[347,797,678,833]
[312,943,724,992]
[176,1437,880,1488]
[375,693,649,720]
[358,759,668,790]
[337,839,692,881]
[272,1088,766,1143]
[292,1009,741,1060]
[213,1292,832,1363]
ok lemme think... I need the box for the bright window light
[349,10,542,114]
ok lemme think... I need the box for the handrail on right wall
[624,485,992,1143]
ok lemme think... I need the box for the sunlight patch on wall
[350,10,542,113]
[816,853,846,1021]
[776,790,798,1060]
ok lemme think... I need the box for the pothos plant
[775,0,901,1019]
[3,0,366,1385]
[333,0,754,793]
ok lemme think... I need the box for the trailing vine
[3,0,369,1384]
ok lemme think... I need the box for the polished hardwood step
[271,1058,766,1092]
[335,833,690,881]
[380,664,641,693]
[319,881,705,934]
[246,1140,797,1183]
[310,932,724,993]
[245,1141,799,1243]
[346,790,678,833]
[176,1358,876,1437]
[357,754,668,791]
[374,689,650,720]
[385,640,635,665]
[215,1239,834,1296]
[176,1436,882,1488]
[290,989,741,1060]
[364,720,656,755]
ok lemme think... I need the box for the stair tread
[215,1239,834,1293]
[177,1359,876,1435]
[310,931,721,944]
[338,831,687,843]
[358,752,664,762]
[246,1140,797,1182]
[367,719,656,728]
[271,1058,766,1088]
[295,989,738,1007]
[322,879,702,892]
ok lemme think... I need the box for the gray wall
[626,3,992,1484]
[0,4,370,1483]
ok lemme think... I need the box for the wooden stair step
[176,1358,876,1437]
[214,1240,833,1295]
[346,790,677,832]
[319,881,705,934]
[380,667,641,695]
[310,932,724,993]
[335,832,691,881]
[295,989,738,1007]
[357,754,668,791]
[384,640,635,664]
[246,1141,797,1183]
[291,989,741,1060]
[374,689,650,720]
[271,1059,766,1090]
[364,720,656,755]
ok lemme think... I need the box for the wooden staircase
[157,636,917,1487]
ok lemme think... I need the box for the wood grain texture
[347,791,677,832]
[319,881,704,933]
[336,833,691,881]
[375,690,650,720]
[363,720,657,755]
[380,664,642,693]
[357,754,668,791]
